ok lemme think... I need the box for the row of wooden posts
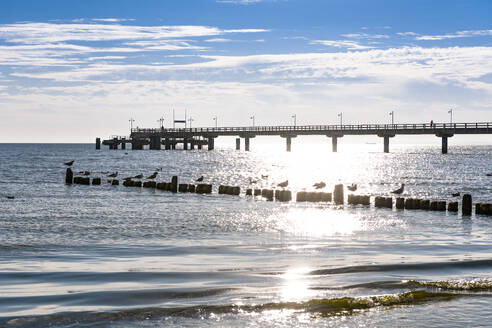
[66,169,491,216]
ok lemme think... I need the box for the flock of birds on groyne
[58,159,492,217]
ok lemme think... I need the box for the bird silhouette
[261,175,269,179]
[347,183,357,192]
[196,176,204,182]
[313,181,326,189]
[107,172,118,178]
[7,196,15,199]
[64,160,74,166]
[391,183,405,194]
[83,171,90,176]
[452,192,460,197]
[249,177,258,184]
[133,174,143,179]
[277,180,288,188]
[146,172,158,179]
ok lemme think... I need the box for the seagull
[313,181,326,189]
[64,160,75,166]
[391,183,405,194]
[83,171,90,176]
[146,172,158,179]
[107,172,118,178]
[486,173,492,177]
[261,175,269,179]
[277,180,288,188]
[347,183,357,192]
[196,175,204,182]
[6,196,15,199]
[156,167,163,172]
[133,174,143,179]
[249,177,258,184]
[452,192,460,197]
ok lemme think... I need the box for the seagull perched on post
[107,172,118,178]
[391,183,405,194]
[133,174,143,179]
[347,183,357,192]
[277,180,288,188]
[196,175,204,182]
[64,160,75,166]
[146,172,158,179]
[313,181,326,189]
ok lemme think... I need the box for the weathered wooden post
[334,184,344,205]
[396,197,404,209]
[236,138,240,150]
[171,176,178,193]
[95,138,101,150]
[462,194,472,215]
[65,168,73,184]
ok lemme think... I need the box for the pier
[101,122,491,154]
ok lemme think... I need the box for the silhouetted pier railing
[100,122,491,153]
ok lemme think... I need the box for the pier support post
[150,136,161,150]
[236,138,240,150]
[245,137,250,151]
[183,138,188,150]
[198,144,202,150]
[378,134,395,153]
[208,137,215,151]
[286,136,292,152]
[442,136,448,154]
[131,140,143,150]
[436,133,453,154]
[95,138,101,150]
[165,138,171,150]
[121,138,126,150]
[112,137,118,150]
[331,137,338,152]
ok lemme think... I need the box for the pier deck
[101,122,491,153]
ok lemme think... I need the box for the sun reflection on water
[278,207,363,237]
[280,267,315,302]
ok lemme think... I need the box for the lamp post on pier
[389,111,394,125]
[188,117,194,128]
[338,112,343,126]
[448,108,453,124]
[157,116,164,129]
[213,116,217,128]
[250,115,255,127]
[291,114,297,127]
[129,118,135,131]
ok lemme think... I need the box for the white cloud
[397,32,418,37]
[341,33,389,39]
[0,22,267,44]
[311,40,374,50]
[204,38,233,43]
[416,29,492,41]
[92,18,135,22]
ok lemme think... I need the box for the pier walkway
[100,122,492,154]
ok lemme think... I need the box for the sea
[0,141,491,327]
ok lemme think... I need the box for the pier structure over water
[101,122,491,154]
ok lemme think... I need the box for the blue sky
[0,0,491,142]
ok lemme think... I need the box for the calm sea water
[0,142,491,327]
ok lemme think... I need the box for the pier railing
[131,122,491,135]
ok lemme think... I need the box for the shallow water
[0,143,491,327]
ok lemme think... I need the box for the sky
[0,0,491,142]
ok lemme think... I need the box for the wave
[2,290,486,327]
[309,259,492,276]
